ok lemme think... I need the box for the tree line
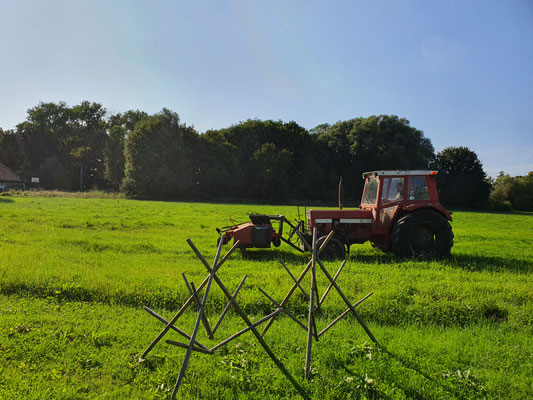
[1,101,531,210]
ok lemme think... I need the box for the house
[0,162,24,191]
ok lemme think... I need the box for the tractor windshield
[362,177,379,204]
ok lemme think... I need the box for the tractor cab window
[362,177,379,204]
[408,176,430,200]
[381,177,404,204]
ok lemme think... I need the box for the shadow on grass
[340,345,485,400]
[446,253,532,274]
[229,246,533,275]
[348,252,397,264]
[241,249,307,263]
[241,248,399,265]
[353,252,532,273]
[375,347,486,400]
[0,197,14,203]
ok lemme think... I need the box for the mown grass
[0,194,532,399]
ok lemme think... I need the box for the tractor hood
[307,209,373,225]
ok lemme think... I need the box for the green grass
[0,194,532,399]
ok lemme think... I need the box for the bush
[490,171,533,211]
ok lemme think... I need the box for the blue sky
[1,0,531,177]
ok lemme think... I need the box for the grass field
[0,193,532,399]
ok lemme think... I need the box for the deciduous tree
[121,109,200,199]
[490,171,533,211]
[430,146,491,209]
[315,115,435,202]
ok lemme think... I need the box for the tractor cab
[361,171,437,207]
[360,170,451,213]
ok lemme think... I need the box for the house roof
[0,162,21,182]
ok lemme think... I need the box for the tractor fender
[400,203,453,221]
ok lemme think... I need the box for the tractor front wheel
[317,236,346,260]
[391,210,453,259]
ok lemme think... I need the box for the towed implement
[218,170,454,259]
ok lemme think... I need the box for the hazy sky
[1,0,531,177]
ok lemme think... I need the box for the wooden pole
[315,257,379,345]
[186,239,308,399]
[279,260,309,300]
[211,275,247,336]
[166,339,214,355]
[210,309,282,352]
[143,306,209,350]
[140,291,198,361]
[139,240,240,360]
[317,292,373,338]
[318,260,346,306]
[171,235,225,399]
[260,230,335,337]
[183,274,214,339]
[257,287,307,332]
[310,234,321,314]
[304,228,318,379]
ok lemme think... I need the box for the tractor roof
[362,170,437,178]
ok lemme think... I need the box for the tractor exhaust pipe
[338,175,344,210]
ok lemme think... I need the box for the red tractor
[218,170,454,259]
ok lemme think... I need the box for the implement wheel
[317,235,346,260]
[392,209,453,259]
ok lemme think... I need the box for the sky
[0,0,532,177]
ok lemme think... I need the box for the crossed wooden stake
[140,229,377,399]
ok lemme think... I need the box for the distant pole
[338,175,344,209]
[80,162,84,191]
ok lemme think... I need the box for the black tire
[317,235,346,260]
[391,209,453,259]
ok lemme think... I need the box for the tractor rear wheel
[392,209,453,259]
[317,236,346,260]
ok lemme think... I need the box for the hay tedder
[218,170,454,259]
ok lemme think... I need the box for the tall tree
[193,135,243,200]
[107,110,148,132]
[251,143,293,202]
[14,101,107,190]
[105,110,149,189]
[121,109,200,199]
[430,146,491,209]
[205,119,320,200]
[69,101,108,189]
[315,115,435,202]
[15,102,75,189]
[104,125,127,189]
